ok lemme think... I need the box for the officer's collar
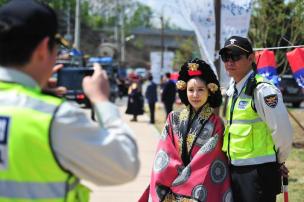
[0,66,40,89]
[226,70,254,97]
[234,70,254,94]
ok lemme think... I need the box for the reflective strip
[231,154,276,166]
[0,92,57,114]
[231,117,263,124]
[0,181,66,198]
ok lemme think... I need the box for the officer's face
[222,50,254,83]
[187,77,209,111]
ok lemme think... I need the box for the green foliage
[173,37,200,70]
[0,0,8,5]
[125,3,153,34]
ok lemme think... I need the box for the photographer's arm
[51,101,140,185]
[50,63,140,185]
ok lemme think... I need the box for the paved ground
[85,98,160,202]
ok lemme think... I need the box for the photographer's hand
[83,63,109,103]
[43,64,67,97]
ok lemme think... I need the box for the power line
[254,45,304,51]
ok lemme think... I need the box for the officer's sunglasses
[221,53,246,62]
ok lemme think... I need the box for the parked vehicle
[279,74,304,107]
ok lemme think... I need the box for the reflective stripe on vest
[0,82,90,202]
[0,181,66,198]
[222,74,276,166]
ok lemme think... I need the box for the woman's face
[187,77,209,111]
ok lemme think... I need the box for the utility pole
[115,0,120,61]
[214,0,221,79]
[160,15,165,72]
[120,1,125,63]
[74,0,81,50]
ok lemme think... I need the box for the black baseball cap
[0,0,69,47]
[219,36,253,55]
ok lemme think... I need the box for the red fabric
[255,50,277,69]
[139,109,232,201]
[286,48,304,73]
[188,70,202,76]
[170,72,179,81]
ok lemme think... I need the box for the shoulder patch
[264,94,278,108]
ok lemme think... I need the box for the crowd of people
[0,0,294,202]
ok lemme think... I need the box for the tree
[249,0,304,74]
[173,37,200,70]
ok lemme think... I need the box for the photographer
[0,0,139,201]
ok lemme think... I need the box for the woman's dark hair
[177,58,222,108]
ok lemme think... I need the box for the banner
[177,0,217,76]
[286,48,304,88]
[255,50,279,86]
[150,51,175,84]
[220,0,253,87]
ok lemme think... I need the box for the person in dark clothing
[161,72,176,118]
[145,75,158,124]
[126,82,144,121]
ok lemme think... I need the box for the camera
[57,67,94,108]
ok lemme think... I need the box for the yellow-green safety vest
[0,82,90,202]
[222,74,277,166]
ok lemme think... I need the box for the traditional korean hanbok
[139,103,232,202]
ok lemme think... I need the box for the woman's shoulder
[209,113,225,127]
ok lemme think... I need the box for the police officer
[0,0,139,201]
[220,36,293,202]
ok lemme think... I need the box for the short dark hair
[177,58,222,108]
[165,72,171,79]
[0,0,58,67]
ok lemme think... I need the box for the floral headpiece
[188,63,202,76]
[207,83,219,93]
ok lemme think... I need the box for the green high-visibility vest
[222,74,277,166]
[0,82,90,202]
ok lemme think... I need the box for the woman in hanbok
[125,82,144,121]
[139,58,232,202]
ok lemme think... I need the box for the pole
[283,177,289,202]
[115,0,120,61]
[214,0,221,79]
[214,0,222,116]
[160,15,165,72]
[74,0,81,50]
[120,1,125,63]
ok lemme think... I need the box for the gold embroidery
[179,107,189,122]
[164,193,197,202]
[198,103,212,120]
[186,133,196,153]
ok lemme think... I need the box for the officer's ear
[247,53,255,63]
[32,37,50,62]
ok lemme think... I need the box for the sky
[136,0,193,30]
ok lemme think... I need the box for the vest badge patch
[238,100,248,109]
[264,94,278,108]
[0,116,10,170]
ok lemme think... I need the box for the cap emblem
[229,39,237,44]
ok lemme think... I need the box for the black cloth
[145,81,157,123]
[230,162,281,202]
[148,103,155,123]
[161,80,176,117]
[125,89,144,116]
